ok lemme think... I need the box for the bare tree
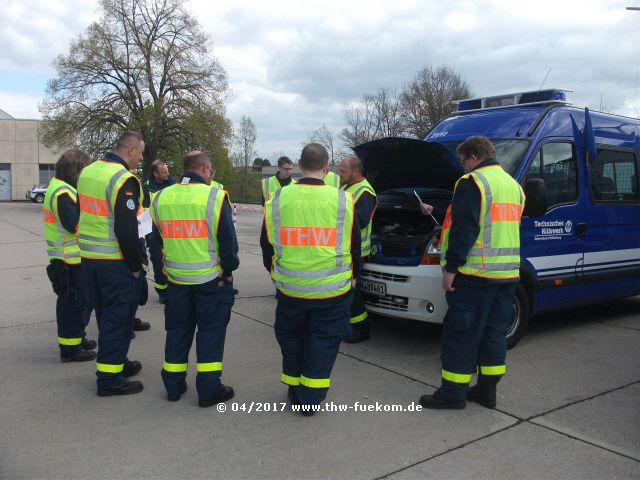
[235,115,257,199]
[339,88,405,148]
[40,0,231,177]
[400,65,472,139]
[308,124,338,165]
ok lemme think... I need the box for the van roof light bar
[455,89,572,112]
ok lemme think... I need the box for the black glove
[46,260,71,296]
[138,270,148,306]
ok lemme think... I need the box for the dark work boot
[287,386,299,405]
[199,385,235,408]
[344,326,370,344]
[81,337,97,350]
[133,318,150,331]
[167,382,188,402]
[467,382,497,409]
[419,391,466,410]
[97,380,144,397]
[61,350,97,363]
[123,360,142,377]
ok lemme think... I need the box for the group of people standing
[44,130,523,415]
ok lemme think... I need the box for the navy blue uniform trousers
[162,277,234,401]
[82,259,138,389]
[56,264,89,357]
[349,277,369,328]
[275,291,352,405]
[438,282,517,403]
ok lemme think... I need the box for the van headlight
[420,235,441,265]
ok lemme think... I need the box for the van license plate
[361,279,386,296]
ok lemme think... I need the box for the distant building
[0,111,62,201]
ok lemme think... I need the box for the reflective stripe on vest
[43,178,82,265]
[262,175,296,202]
[77,160,142,260]
[342,179,377,257]
[264,183,354,299]
[324,171,340,188]
[150,183,225,285]
[440,165,524,279]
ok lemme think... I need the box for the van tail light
[420,235,441,265]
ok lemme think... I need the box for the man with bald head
[338,154,377,343]
[150,150,239,407]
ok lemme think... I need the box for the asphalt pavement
[0,201,638,480]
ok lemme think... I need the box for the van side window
[590,149,639,203]
[525,142,577,207]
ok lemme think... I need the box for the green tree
[39,0,232,178]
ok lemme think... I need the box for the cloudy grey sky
[0,0,638,161]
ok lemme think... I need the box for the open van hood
[354,137,463,192]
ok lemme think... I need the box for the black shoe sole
[97,382,144,397]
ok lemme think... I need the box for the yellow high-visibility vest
[440,165,525,279]
[264,183,354,299]
[150,182,227,285]
[43,177,81,265]
[342,179,377,257]
[77,160,142,260]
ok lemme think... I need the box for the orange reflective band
[43,209,56,224]
[279,226,336,246]
[79,194,108,216]
[490,202,521,222]
[160,219,208,238]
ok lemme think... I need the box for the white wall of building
[0,119,61,200]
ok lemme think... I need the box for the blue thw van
[356,89,640,347]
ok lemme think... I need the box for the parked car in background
[26,185,48,203]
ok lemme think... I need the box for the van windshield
[439,140,529,175]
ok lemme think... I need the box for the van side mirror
[523,178,547,218]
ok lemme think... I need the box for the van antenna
[538,67,552,91]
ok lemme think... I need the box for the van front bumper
[361,262,447,325]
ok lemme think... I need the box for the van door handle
[576,223,587,236]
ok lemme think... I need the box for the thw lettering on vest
[160,220,207,238]
[279,226,336,246]
[79,194,108,216]
[490,203,521,222]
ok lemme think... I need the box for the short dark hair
[456,135,496,161]
[183,151,210,171]
[150,159,167,173]
[277,156,293,167]
[299,143,328,171]
[55,149,90,182]
[115,131,144,150]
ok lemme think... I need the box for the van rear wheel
[506,283,529,349]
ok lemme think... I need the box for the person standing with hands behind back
[43,149,97,362]
[420,136,524,410]
[78,131,146,397]
[151,151,239,406]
